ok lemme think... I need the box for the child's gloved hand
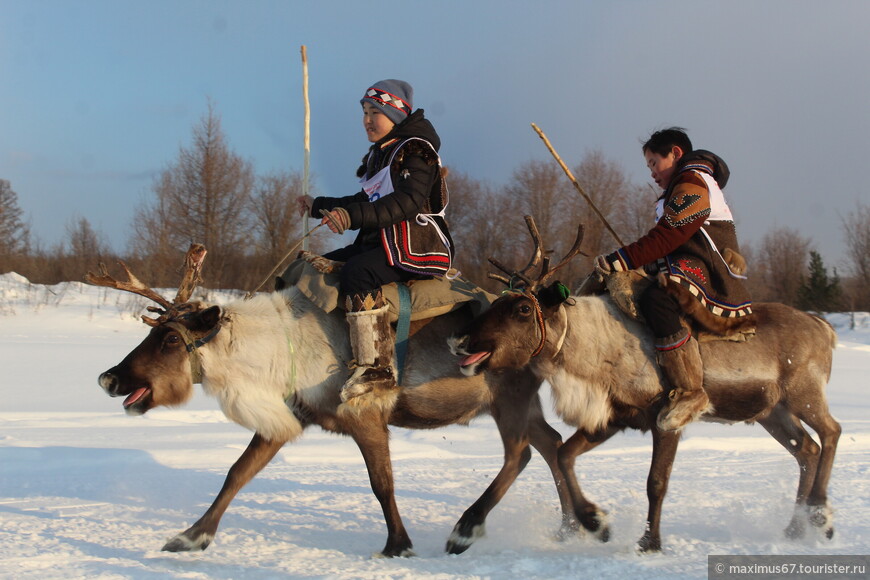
[594,254,613,275]
[320,208,351,234]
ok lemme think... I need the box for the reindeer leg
[526,395,581,540]
[637,428,680,553]
[344,410,414,558]
[758,403,821,539]
[794,400,841,540]
[446,371,538,555]
[162,433,286,552]
[557,427,622,542]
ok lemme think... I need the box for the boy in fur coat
[595,127,752,431]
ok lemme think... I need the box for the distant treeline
[2,106,868,311]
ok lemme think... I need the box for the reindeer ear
[538,281,571,309]
[189,305,222,332]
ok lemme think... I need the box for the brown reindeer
[87,244,576,557]
[450,218,841,552]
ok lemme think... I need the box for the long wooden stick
[245,223,324,300]
[301,45,311,251]
[531,123,624,247]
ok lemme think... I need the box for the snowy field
[1,272,868,579]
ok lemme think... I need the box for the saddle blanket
[278,252,495,323]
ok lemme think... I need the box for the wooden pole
[531,123,624,247]
[301,45,311,251]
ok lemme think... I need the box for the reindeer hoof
[162,531,213,552]
[809,505,834,539]
[636,532,661,553]
[446,522,486,555]
[577,507,610,542]
[373,548,416,558]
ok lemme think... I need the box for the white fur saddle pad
[278,254,495,323]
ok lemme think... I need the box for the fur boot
[341,290,397,403]
[655,331,711,431]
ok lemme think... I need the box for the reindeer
[450,218,841,552]
[88,244,577,557]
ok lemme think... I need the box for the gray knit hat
[360,79,414,125]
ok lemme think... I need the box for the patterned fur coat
[602,150,753,320]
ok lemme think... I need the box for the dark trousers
[324,244,424,296]
[639,283,685,338]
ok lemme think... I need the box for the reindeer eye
[165,334,181,346]
[518,304,532,315]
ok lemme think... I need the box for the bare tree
[565,150,657,282]
[739,241,761,295]
[504,160,572,242]
[251,170,305,264]
[249,170,331,261]
[619,183,660,244]
[567,151,629,253]
[63,216,112,281]
[750,227,813,306]
[449,153,646,290]
[500,159,595,286]
[246,170,335,288]
[131,102,255,288]
[518,151,647,287]
[127,191,179,287]
[842,201,870,310]
[444,171,525,291]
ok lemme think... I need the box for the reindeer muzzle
[99,370,122,397]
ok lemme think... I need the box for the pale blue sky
[2,0,868,267]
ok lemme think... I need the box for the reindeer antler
[537,223,585,290]
[84,244,208,326]
[487,216,587,293]
[174,243,207,303]
[85,261,174,311]
[488,216,544,288]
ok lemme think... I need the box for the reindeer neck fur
[532,295,663,433]
[188,287,485,441]
[196,288,346,442]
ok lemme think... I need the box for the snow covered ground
[1,273,868,579]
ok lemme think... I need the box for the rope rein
[527,291,547,357]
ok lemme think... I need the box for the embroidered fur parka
[602,150,752,319]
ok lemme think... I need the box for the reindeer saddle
[276,251,495,323]
[577,269,756,344]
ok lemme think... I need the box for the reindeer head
[86,244,223,415]
[453,216,585,375]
